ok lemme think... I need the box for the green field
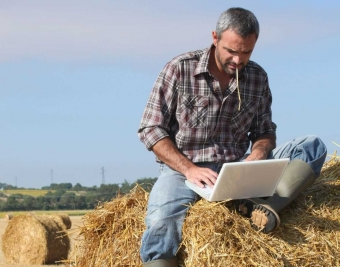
[1,189,87,197]
[2,189,55,197]
[0,210,91,218]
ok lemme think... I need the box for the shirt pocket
[178,94,209,128]
[230,100,258,136]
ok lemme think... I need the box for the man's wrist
[251,146,268,159]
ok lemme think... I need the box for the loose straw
[65,157,340,267]
[236,68,241,110]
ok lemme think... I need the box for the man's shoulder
[170,47,209,65]
[246,60,268,77]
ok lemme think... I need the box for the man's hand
[184,165,218,188]
[151,137,218,188]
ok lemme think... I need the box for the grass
[0,210,91,218]
[2,189,55,197]
[2,189,88,197]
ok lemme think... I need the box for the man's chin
[223,67,236,75]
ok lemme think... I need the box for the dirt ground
[0,216,84,267]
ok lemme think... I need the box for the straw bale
[4,213,13,221]
[66,157,340,267]
[2,214,71,265]
[51,213,72,229]
[67,186,148,267]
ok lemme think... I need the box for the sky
[1,0,340,189]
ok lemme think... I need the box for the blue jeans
[140,135,327,262]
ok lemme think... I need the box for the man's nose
[233,55,241,64]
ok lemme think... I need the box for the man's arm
[245,134,276,161]
[151,137,218,188]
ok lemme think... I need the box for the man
[137,7,327,267]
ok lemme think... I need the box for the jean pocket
[178,94,209,128]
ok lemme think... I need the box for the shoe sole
[235,198,280,233]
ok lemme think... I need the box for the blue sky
[1,0,340,188]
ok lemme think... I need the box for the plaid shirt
[138,46,276,163]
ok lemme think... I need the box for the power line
[101,167,106,185]
[51,169,53,184]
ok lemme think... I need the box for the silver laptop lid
[210,158,289,201]
[186,158,289,202]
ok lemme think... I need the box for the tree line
[0,177,157,212]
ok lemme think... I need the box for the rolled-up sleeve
[138,61,180,150]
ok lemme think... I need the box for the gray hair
[216,7,260,40]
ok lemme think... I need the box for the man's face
[213,29,257,75]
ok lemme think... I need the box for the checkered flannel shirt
[138,46,276,163]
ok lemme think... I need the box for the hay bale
[66,186,148,267]
[66,158,340,267]
[2,214,71,265]
[51,213,72,230]
[4,213,13,221]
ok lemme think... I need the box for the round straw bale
[51,213,72,229]
[1,214,70,265]
[4,213,13,221]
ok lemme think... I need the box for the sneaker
[234,198,280,234]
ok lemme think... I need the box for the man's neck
[208,47,233,92]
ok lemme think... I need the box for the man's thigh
[146,164,199,221]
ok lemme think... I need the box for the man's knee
[294,135,327,177]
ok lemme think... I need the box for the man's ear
[212,31,218,46]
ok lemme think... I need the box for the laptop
[185,158,289,202]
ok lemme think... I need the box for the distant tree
[0,199,5,211]
[60,192,76,209]
[0,175,159,211]
[36,195,47,210]
[74,195,87,209]
[87,186,98,192]
[53,190,66,202]
[46,183,73,190]
[120,180,132,194]
[72,183,83,192]
[41,185,50,190]
[98,184,120,201]
[4,195,20,210]
[22,195,35,210]
[43,189,66,209]
[61,183,73,190]
[134,177,158,192]
[10,193,24,198]
[4,185,17,190]
[85,193,100,209]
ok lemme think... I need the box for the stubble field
[0,216,84,267]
